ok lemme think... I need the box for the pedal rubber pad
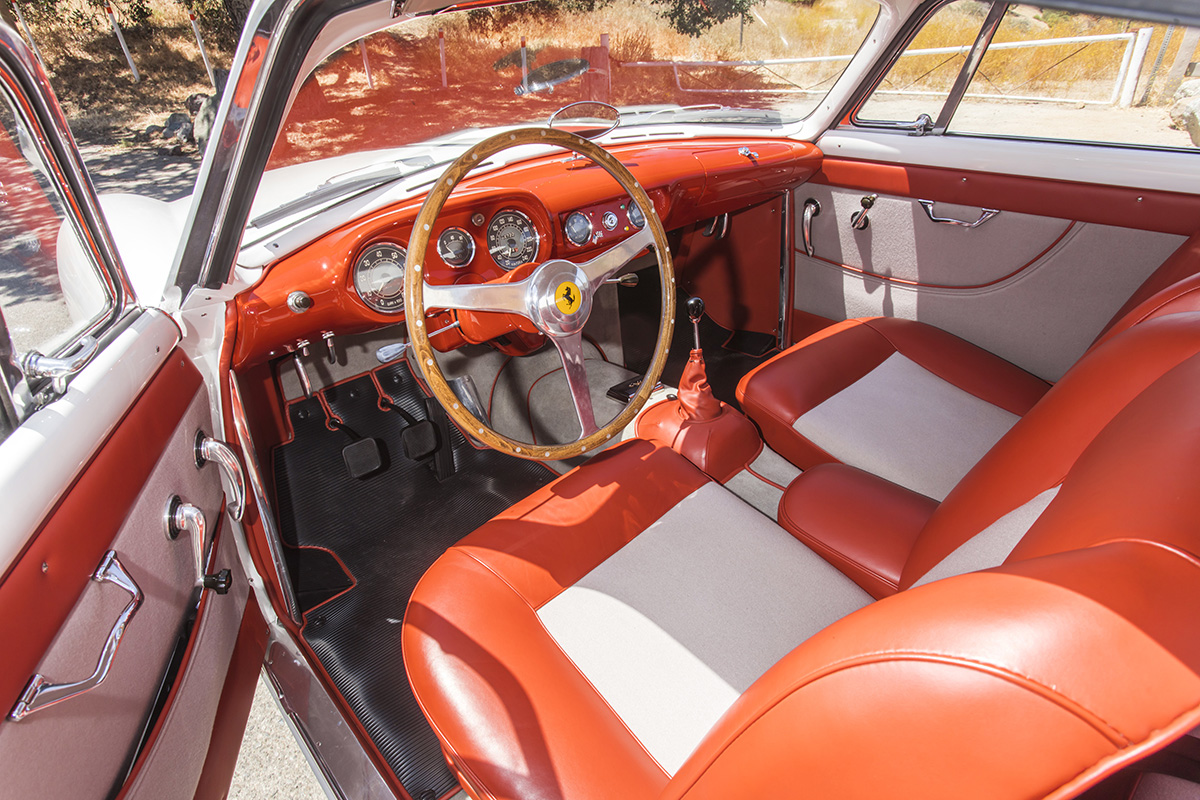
[343,438,383,479]
[402,420,439,461]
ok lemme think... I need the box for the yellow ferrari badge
[555,281,582,315]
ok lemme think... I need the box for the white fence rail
[622,27,1155,108]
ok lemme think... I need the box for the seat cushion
[402,440,871,798]
[737,317,1050,499]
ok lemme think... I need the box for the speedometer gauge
[487,210,539,270]
[437,227,475,268]
[353,242,407,313]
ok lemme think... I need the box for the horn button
[527,259,592,336]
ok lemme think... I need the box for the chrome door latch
[9,551,142,721]
[802,199,821,257]
[195,431,247,521]
[21,334,98,396]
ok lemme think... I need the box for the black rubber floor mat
[273,360,555,799]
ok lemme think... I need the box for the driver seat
[402,314,1200,800]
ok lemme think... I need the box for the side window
[0,86,118,434]
[948,11,1189,149]
[855,1,1194,151]
[857,0,990,128]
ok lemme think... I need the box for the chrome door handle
[195,432,246,521]
[918,200,1000,228]
[9,551,143,721]
[801,198,820,257]
[21,334,98,395]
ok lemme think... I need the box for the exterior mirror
[548,101,620,139]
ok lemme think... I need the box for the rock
[1168,94,1200,134]
[164,112,190,135]
[1173,79,1200,104]
[195,94,219,154]
[158,143,183,156]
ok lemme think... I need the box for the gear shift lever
[687,296,705,351]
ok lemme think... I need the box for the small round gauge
[353,242,407,313]
[601,211,619,231]
[627,200,645,229]
[437,227,475,268]
[487,210,539,270]
[564,211,592,246]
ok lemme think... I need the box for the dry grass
[21,0,235,140]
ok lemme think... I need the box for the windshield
[266,0,880,170]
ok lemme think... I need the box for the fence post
[188,10,216,88]
[521,36,528,83]
[438,29,447,88]
[1118,27,1153,108]
[1161,27,1200,102]
[105,4,140,83]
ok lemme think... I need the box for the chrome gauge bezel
[627,200,645,229]
[563,211,593,246]
[437,226,476,268]
[353,241,408,313]
[486,209,540,270]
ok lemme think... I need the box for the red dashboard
[231,136,821,369]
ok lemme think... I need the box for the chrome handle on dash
[918,200,1000,229]
[9,551,143,721]
[195,432,247,521]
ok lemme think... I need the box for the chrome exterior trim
[918,199,1000,228]
[230,373,301,624]
[932,1,1006,134]
[22,335,99,395]
[195,432,248,521]
[9,551,143,721]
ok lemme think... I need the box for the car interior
[93,1,1200,798]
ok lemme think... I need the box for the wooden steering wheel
[404,127,675,461]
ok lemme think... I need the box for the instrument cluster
[560,196,645,250]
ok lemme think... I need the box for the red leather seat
[402,314,1200,800]
[737,267,1200,500]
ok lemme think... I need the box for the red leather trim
[902,315,1200,588]
[193,599,269,800]
[777,464,936,600]
[815,158,1200,236]
[666,546,1200,800]
[0,352,202,714]
[635,398,762,484]
[788,309,836,348]
[403,442,709,800]
[799,221,1075,290]
[736,317,1049,471]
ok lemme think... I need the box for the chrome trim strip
[10,551,144,721]
[229,372,301,624]
[932,1,1006,134]
[779,191,794,350]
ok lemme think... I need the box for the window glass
[0,95,110,357]
[948,9,1192,149]
[857,0,989,124]
[266,0,880,170]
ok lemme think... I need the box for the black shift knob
[686,296,705,323]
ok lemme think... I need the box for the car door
[0,25,263,800]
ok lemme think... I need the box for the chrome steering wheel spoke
[422,278,532,318]
[551,332,598,437]
[577,226,654,286]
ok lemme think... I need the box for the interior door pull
[801,199,820,256]
[918,199,999,228]
[195,432,247,521]
[9,551,143,721]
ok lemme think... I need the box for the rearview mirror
[548,101,620,139]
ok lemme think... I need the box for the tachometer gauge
[437,227,475,268]
[564,211,592,246]
[627,200,645,229]
[353,242,407,313]
[487,210,539,270]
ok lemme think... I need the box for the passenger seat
[738,246,1200,500]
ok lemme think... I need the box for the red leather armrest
[778,463,937,599]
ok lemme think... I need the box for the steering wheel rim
[404,127,676,461]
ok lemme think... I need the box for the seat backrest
[662,314,1200,800]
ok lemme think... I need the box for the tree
[651,0,762,37]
